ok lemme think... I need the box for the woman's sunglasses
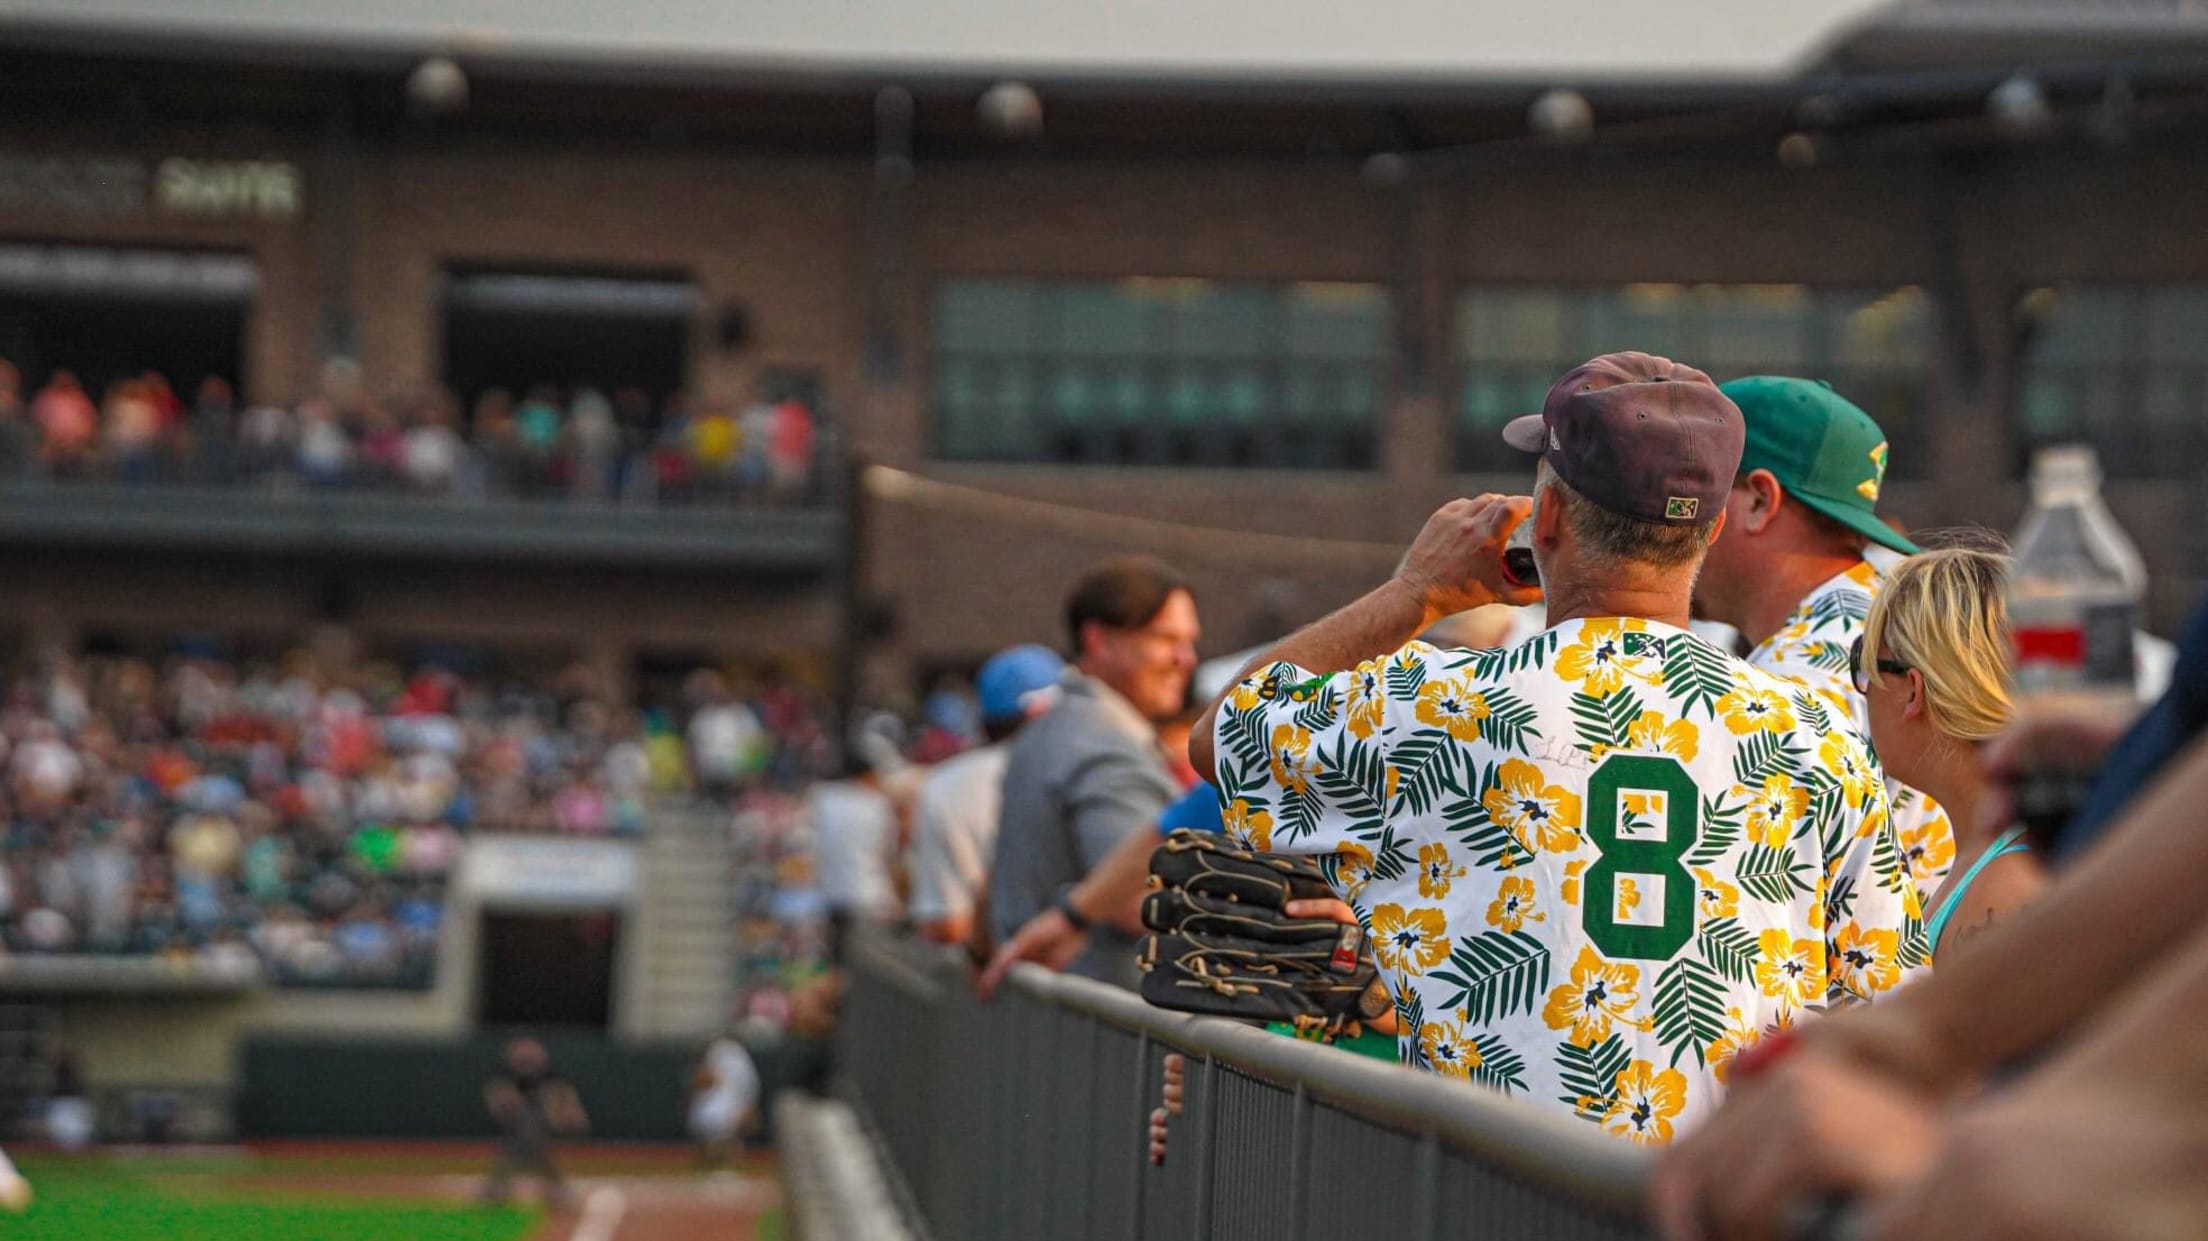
[1849,634,1911,696]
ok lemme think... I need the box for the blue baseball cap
[976,644,1066,722]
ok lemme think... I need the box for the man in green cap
[1693,376,1956,898]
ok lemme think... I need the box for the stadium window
[1453,284,1935,476]
[930,277,1388,469]
[441,267,696,412]
[0,242,254,402]
[2017,284,2208,479]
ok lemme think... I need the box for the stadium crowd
[0,362,821,505]
[0,646,829,987]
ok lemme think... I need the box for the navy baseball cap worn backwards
[1502,351,1746,524]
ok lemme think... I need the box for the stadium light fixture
[406,55,469,116]
[1987,73,2052,136]
[1527,88,1594,141]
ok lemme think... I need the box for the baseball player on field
[1690,376,1958,901]
[1191,353,1927,1145]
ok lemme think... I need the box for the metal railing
[839,932,1653,1241]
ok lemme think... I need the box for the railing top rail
[847,931,1649,1223]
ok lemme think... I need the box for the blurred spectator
[909,645,1065,948]
[43,1052,93,1151]
[688,1033,761,1168]
[31,371,97,476]
[187,377,237,483]
[987,557,1198,990]
[688,670,768,793]
[769,396,815,499]
[103,378,161,483]
[805,760,899,959]
[295,398,351,485]
[401,399,465,495]
[566,387,618,500]
[0,361,33,480]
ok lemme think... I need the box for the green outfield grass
[6,1154,542,1241]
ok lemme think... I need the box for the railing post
[1286,1081,1313,1241]
[1413,1128,1441,1241]
[1127,1028,1151,1241]
[1190,1052,1219,1241]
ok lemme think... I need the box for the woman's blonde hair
[1861,547,2015,742]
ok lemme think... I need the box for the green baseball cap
[1718,375,1919,555]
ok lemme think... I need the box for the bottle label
[2013,625,2084,666]
[2013,605,2135,689]
[2082,602,2136,685]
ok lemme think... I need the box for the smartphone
[1501,515,1538,589]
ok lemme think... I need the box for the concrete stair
[622,804,736,1041]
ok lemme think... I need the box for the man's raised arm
[1190,494,1537,784]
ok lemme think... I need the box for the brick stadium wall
[0,124,2198,672]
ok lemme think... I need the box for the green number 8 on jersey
[1582,754,1700,960]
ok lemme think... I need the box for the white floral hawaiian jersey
[1747,561,1958,897]
[1214,617,1928,1145]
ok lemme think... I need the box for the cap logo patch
[1857,441,1890,502]
[1665,497,1699,520]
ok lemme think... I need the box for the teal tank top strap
[1926,825,2032,955]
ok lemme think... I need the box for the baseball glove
[1136,830,1389,1037]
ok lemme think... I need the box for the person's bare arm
[1654,732,2208,1241]
[1190,496,1537,783]
[975,825,1161,998]
[1934,852,2048,961]
[1863,909,2208,1241]
[1874,730,2208,1088]
[1071,819,1164,936]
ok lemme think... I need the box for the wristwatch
[1053,890,1091,931]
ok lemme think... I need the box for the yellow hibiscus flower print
[1742,774,1810,849]
[1899,822,1956,887]
[1413,677,1490,744]
[1754,929,1825,1010]
[1370,904,1450,976]
[1843,560,1879,589]
[1222,798,1273,852]
[1344,659,1388,740]
[1829,922,1902,999]
[1627,710,1699,762]
[1482,759,1585,854]
[1692,867,1739,920]
[1418,1015,1483,1080]
[1486,874,1543,933]
[1819,732,1876,810]
[1542,946,1649,1047]
[1417,842,1465,900]
[1332,841,1375,900]
[1707,1006,1791,1086]
[1269,724,1317,796]
[1603,1060,1689,1146]
[1560,858,1588,907]
[1716,682,1798,736]
[1228,678,1264,712]
[1614,877,1641,923]
[1556,619,1658,697]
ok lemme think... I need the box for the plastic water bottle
[2006,444,2145,840]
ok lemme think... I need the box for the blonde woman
[1853,548,2049,959]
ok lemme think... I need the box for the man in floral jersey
[1692,376,1957,899]
[1192,353,1925,1145]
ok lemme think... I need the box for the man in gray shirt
[988,556,1200,989]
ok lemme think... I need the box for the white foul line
[572,1186,628,1241]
